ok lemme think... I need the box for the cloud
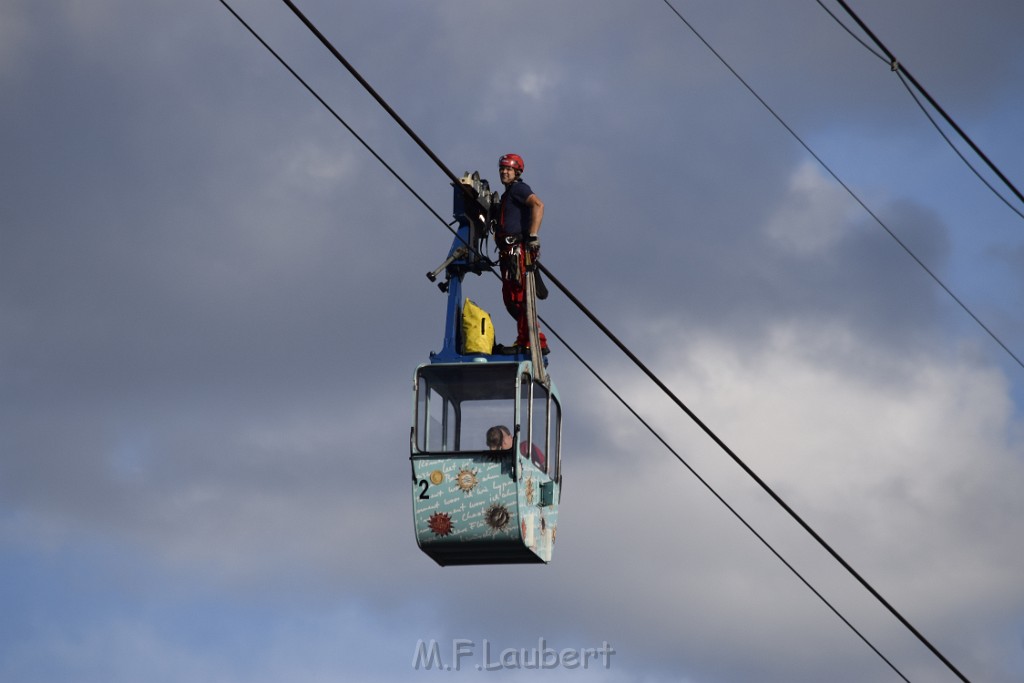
[763,162,857,255]
[3,0,1023,681]
[541,322,1024,680]
[0,1,31,82]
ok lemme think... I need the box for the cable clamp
[890,58,900,72]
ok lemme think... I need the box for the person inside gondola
[486,424,545,471]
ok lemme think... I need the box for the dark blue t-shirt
[499,180,534,236]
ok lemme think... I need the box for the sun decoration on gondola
[427,512,453,537]
[455,467,479,493]
[524,476,534,505]
[485,503,511,531]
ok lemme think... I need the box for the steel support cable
[225,1,940,678]
[827,0,1024,216]
[276,0,498,259]
[216,0,454,232]
[657,4,973,679]
[659,0,1023,379]
[218,13,897,664]
[541,264,972,683]
[891,68,1024,222]
[816,1,1024,221]
[539,318,910,683]
[218,15,886,662]
[279,0,464,192]
[814,0,886,62]
[217,12,903,672]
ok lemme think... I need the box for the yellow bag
[462,298,494,354]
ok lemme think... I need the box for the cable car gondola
[410,173,562,566]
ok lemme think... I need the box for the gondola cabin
[411,360,561,565]
[410,171,563,566]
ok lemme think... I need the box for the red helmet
[498,153,525,173]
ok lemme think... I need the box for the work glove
[525,234,540,258]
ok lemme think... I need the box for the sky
[2,0,1024,681]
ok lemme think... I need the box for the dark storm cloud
[3,1,1024,682]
